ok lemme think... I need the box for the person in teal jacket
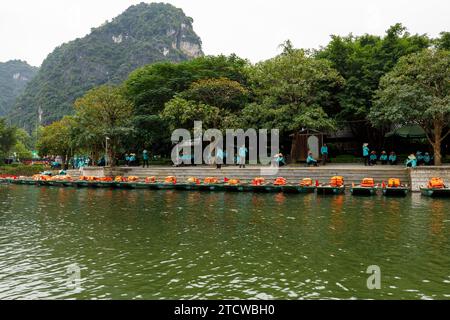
[362,143,370,166]
[142,149,149,168]
[306,152,318,167]
[321,144,329,165]
[423,152,431,165]
[369,151,377,166]
[388,152,397,165]
[406,154,417,167]
[379,151,388,165]
[416,151,424,165]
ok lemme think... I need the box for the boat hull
[382,187,409,197]
[350,186,377,196]
[317,185,345,195]
[281,185,316,194]
[420,187,450,197]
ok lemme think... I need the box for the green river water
[0,184,449,300]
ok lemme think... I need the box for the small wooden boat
[350,186,378,196]
[351,178,378,196]
[316,185,346,195]
[281,185,316,194]
[420,187,450,197]
[382,186,409,197]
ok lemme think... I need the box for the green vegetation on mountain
[9,2,203,130]
[0,60,37,116]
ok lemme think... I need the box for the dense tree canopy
[32,24,450,165]
[316,24,431,145]
[242,48,343,133]
[370,49,450,165]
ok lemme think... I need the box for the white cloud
[0,0,448,67]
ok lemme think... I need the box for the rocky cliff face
[9,2,203,130]
[0,60,38,116]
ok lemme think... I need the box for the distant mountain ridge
[0,60,38,116]
[9,2,203,130]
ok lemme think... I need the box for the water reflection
[0,185,449,300]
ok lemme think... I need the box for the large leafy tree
[73,85,133,166]
[317,24,431,145]
[37,116,76,166]
[162,97,221,131]
[123,55,249,154]
[243,47,343,134]
[370,49,450,165]
[0,118,17,161]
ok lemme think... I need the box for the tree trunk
[433,121,442,166]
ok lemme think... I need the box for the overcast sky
[0,0,449,67]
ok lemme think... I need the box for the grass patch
[0,164,48,177]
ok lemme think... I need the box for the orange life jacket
[388,178,400,187]
[252,177,266,186]
[300,178,313,186]
[228,179,240,185]
[145,176,156,183]
[127,176,139,182]
[361,178,375,187]
[428,177,445,189]
[165,176,177,184]
[330,176,344,187]
[115,176,125,182]
[187,177,200,184]
[204,177,219,184]
[274,177,287,186]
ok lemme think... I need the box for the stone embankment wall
[409,167,450,191]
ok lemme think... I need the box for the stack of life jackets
[360,178,375,187]
[300,178,313,186]
[388,178,400,187]
[227,179,240,185]
[251,177,266,186]
[274,177,287,186]
[145,176,156,183]
[330,176,344,187]
[165,176,177,184]
[428,177,445,189]
[204,177,219,184]
[187,177,200,184]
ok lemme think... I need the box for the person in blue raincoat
[379,151,388,165]
[416,151,424,165]
[362,143,370,166]
[238,145,248,168]
[216,147,224,169]
[321,144,329,165]
[388,152,397,165]
[423,152,431,165]
[306,152,318,167]
[406,154,417,167]
[369,151,377,166]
